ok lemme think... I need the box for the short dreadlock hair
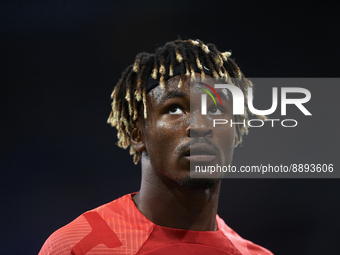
[107,39,265,164]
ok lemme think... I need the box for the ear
[130,125,146,153]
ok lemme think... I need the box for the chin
[177,177,221,189]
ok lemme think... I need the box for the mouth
[183,143,218,163]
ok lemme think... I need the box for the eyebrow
[195,82,230,103]
[158,91,187,104]
[206,89,230,102]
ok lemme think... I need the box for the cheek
[217,126,234,143]
[146,116,188,159]
[215,125,235,160]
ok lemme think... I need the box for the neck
[132,158,221,231]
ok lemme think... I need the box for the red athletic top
[39,193,273,255]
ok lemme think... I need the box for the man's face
[139,74,235,188]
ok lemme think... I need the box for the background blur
[1,1,340,254]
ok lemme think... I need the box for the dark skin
[131,73,235,231]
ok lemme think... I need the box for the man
[39,39,273,254]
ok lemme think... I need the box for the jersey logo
[70,211,122,254]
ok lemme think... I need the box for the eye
[169,106,184,115]
[208,106,223,115]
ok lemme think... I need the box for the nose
[185,111,213,138]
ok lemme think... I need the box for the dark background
[1,1,340,254]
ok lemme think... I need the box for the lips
[183,143,218,162]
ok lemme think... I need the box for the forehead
[148,75,189,104]
[147,74,230,105]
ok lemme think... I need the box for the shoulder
[38,213,91,255]
[39,193,155,255]
[38,195,126,255]
[217,215,274,255]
